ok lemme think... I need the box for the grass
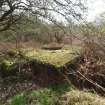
[6,89,58,105]
[4,83,71,105]
[61,90,105,105]
[3,84,105,105]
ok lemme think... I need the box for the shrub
[73,36,105,95]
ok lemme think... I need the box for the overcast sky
[54,0,105,23]
[23,0,105,22]
[87,0,105,22]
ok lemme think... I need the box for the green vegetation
[0,46,81,72]
[1,60,15,71]
[1,1,105,104]
[3,84,105,105]
[24,46,81,67]
[1,20,105,104]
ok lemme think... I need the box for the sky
[52,0,105,23]
[22,0,105,22]
[86,0,105,22]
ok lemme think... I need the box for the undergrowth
[1,84,105,105]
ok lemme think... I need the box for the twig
[77,71,105,92]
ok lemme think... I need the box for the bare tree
[0,0,23,31]
[0,0,87,32]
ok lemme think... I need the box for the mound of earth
[0,46,81,73]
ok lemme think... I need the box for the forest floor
[0,45,105,105]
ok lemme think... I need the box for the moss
[7,48,26,57]
[23,46,81,68]
[0,46,81,72]
[1,59,15,71]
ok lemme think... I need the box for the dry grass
[61,90,105,105]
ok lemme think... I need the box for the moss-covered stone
[0,46,81,74]
[23,46,81,68]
